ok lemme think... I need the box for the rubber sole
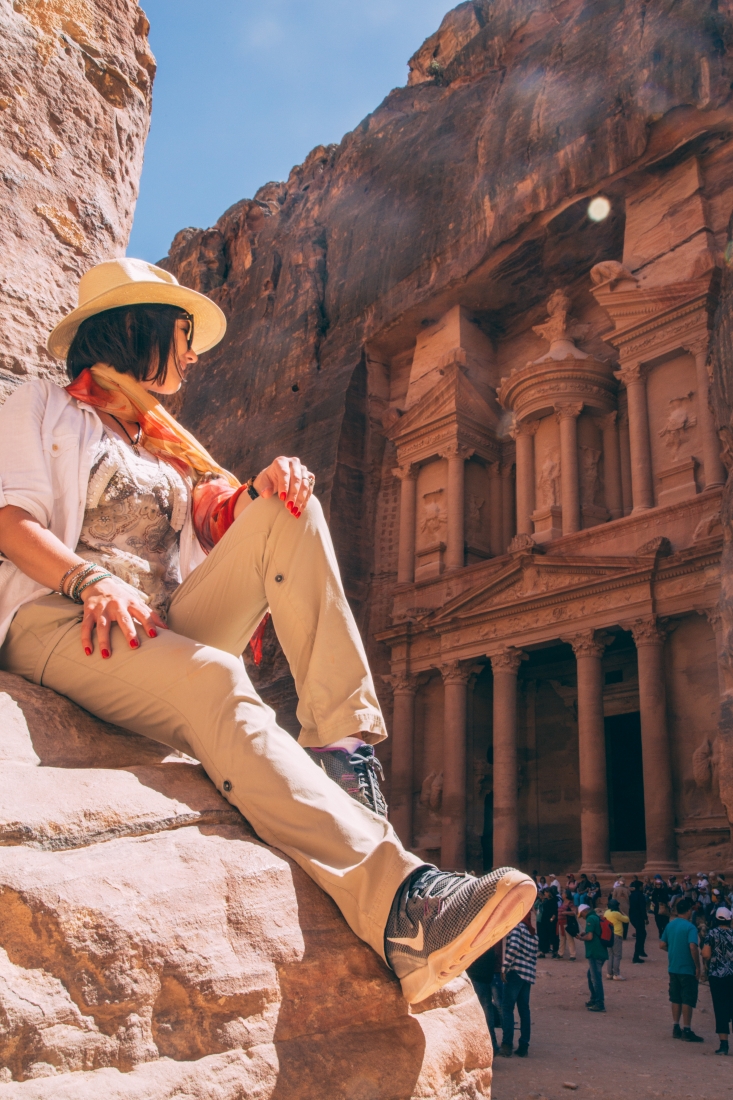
[399,869,537,1005]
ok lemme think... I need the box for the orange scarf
[66,363,239,487]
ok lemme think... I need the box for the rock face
[0,0,154,400]
[0,672,491,1096]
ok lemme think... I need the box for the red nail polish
[101,649,110,659]
[130,638,139,649]
[84,646,92,656]
[280,492,287,501]
[295,510,302,518]
[149,629,158,638]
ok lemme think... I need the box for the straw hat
[47,257,227,359]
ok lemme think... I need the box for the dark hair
[66,303,188,384]
[676,898,693,915]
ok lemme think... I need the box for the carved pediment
[421,553,641,628]
[386,363,499,457]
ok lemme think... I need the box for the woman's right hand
[80,575,167,658]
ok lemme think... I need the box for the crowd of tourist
[468,868,733,1060]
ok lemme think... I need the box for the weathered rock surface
[0,0,154,400]
[0,673,491,1095]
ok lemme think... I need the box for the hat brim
[47,279,227,359]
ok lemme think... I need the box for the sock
[311,736,367,754]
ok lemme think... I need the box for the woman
[557,889,578,960]
[603,898,629,980]
[537,889,558,957]
[702,907,733,1055]
[0,258,535,1006]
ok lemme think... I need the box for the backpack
[566,914,580,937]
[599,917,614,946]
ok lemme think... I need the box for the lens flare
[588,196,611,222]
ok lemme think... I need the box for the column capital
[614,362,645,387]
[382,671,420,695]
[564,630,612,659]
[682,337,710,361]
[500,461,515,479]
[489,647,527,675]
[392,463,417,481]
[699,605,722,632]
[554,401,584,422]
[440,443,474,462]
[628,617,667,647]
[599,410,617,431]
[440,659,474,686]
[511,419,540,440]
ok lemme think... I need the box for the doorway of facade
[604,712,646,852]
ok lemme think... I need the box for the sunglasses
[182,311,195,349]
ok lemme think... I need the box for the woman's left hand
[254,456,315,517]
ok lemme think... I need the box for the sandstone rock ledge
[0,672,491,1098]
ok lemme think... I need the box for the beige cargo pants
[0,494,423,960]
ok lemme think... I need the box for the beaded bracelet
[67,563,99,601]
[58,562,87,597]
[74,572,113,603]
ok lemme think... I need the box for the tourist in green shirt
[578,903,608,1012]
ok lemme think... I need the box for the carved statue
[420,489,447,540]
[420,771,443,813]
[579,446,601,506]
[658,392,697,460]
[692,736,721,794]
[536,451,561,507]
[531,289,590,363]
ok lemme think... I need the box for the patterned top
[76,430,189,618]
[704,926,733,979]
[503,922,538,984]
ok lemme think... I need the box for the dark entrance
[481,793,493,872]
[604,712,646,851]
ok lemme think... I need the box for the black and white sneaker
[305,744,388,818]
[385,865,537,1005]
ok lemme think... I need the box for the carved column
[555,403,583,534]
[630,619,678,871]
[393,464,417,584]
[618,408,633,516]
[704,607,726,697]
[615,363,654,512]
[687,340,726,490]
[442,445,472,571]
[489,462,503,557]
[513,421,539,536]
[441,660,471,870]
[600,412,623,520]
[383,673,419,847]
[501,462,515,551]
[568,631,612,872]
[490,647,526,867]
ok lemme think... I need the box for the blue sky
[128,1,452,262]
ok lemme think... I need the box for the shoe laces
[349,745,385,807]
[405,867,472,919]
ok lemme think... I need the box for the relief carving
[579,446,602,507]
[658,392,697,459]
[692,736,721,794]
[420,489,447,540]
[420,771,443,813]
[537,451,561,507]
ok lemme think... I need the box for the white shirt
[0,379,205,646]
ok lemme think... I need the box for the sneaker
[716,1042,729,1055]
[682,1029,704,1043]
[587,1003,605,1012]
[306,744,387,817]
[585,1000,596,1008]
[612,975,626,981]
[632,958,644,964]
[672,1024,683,1039]
[516,1043,529,1058]
[385,865,537,1005]
[499,1044,513,1058]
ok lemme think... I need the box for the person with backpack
[702,907,733,1055]
[604,898,629,979]
[558,890,579,960]
[578,902,609,1012]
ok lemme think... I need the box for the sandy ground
[489,924,730,1100]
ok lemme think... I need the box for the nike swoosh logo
[387,923,424,952]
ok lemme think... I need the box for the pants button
[275,574,284,583]
[223,780,232,793]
